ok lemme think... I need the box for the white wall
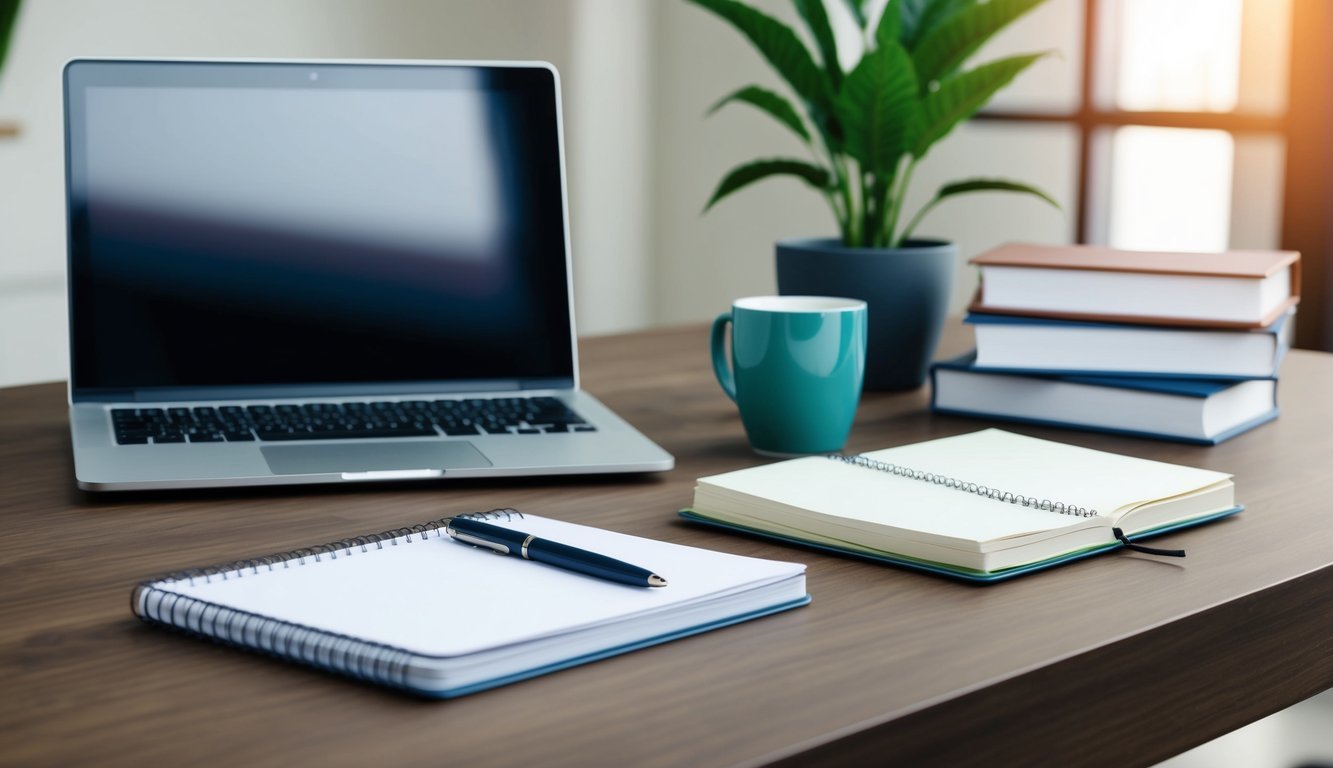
[568,0,654,334]
[0,1,369,385]
[0,0,1077,387]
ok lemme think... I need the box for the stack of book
[930,243,1301,444]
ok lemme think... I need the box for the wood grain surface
[2,322,1331,768]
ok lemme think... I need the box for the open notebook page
[865,430,1231,517]
[699,430,1231,548]
[156,515,803,657]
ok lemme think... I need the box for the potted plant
[688,0,1059,390]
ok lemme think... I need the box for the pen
[445,517,668,588]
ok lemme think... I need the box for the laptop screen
[65,60,575,397]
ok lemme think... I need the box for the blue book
[931,352,1278,445]
[966,309,1292,379]
[133,511,808,697]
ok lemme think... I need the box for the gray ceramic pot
[776,237,957,391]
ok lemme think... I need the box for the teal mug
[711,296,867,455]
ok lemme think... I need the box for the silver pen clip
[445,524,510,555]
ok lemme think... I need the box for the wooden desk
[3,324,1332,767]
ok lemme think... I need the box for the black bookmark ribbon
[1112,527,1185,558]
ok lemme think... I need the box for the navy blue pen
[445,517,668,588]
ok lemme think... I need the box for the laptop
[63,59,673,491]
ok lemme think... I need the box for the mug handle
[710,311,737,402]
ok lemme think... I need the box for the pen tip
[648,574,667,587]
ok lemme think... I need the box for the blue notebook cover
[679,507,1243,584]
[930,353,1279,445]
[964,311,1291,380]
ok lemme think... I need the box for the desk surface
[4,324,1332,767]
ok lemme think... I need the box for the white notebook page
[699,430,1231,546]
[155,515,803,657]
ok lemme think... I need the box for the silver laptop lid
[64,59,578,403]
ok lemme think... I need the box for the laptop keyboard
[110,397,597,445]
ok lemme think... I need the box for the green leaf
[704,158,831,211]
[912,0,1046,86]
[685,0,832,114]
[0,0,20,76]
[843,0,869,28]
[835,42,921,173]
[897,0,932,46]
[899,176,1059,242]
[936,177,1060,207]
[874,0,903,50]
[913,51,1045,157]
[793,0,842,91]
[899,0,973,50]
[708,85,812,143]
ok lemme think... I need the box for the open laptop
[63,59,673,491]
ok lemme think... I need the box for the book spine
[928,404,1279,445]
[965,364,1275,382]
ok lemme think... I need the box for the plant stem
[883,158,917,247]
[812,122,856,245]
[899,196,943,245]
[866,173,891,248]
[860,168,875,248]
[837,155,856,244]
[810,143,847,240]
[865,157,902,248]
[841,158,859,246]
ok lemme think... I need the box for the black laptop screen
[65,61,575,396]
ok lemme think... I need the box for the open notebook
[683,429,1240,582]
[134,511,808,697]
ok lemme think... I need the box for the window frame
[973,0,1328,349]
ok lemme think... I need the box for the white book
[685,430,1239,581]
[967,311,1292,379]
[931,354,1279,444]
[969,243,1300,328]
[134,512,808,697]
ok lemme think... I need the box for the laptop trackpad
[261,441,491,475]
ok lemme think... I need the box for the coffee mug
[711,296,867,455]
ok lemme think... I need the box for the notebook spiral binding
[827,454,1098,518]
[150,507,524,586]
[132,508,524,693]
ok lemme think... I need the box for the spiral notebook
[133,510,808,697]
[683,430,1240,582]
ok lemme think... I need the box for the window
[977,0,1333,348]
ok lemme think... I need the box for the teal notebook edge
[429,596,812,698]
[147,592,811,699]
[143,580,811,700]
[678,506,1243,584]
